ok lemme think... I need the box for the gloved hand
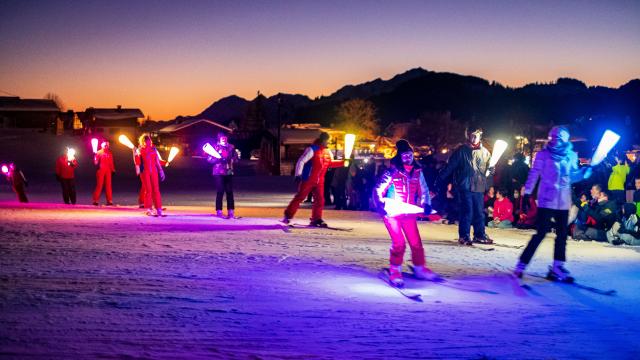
[423,203,432,215]
[583,166,593,179]
[160,171,166,182]
[294,176,302,185]
[522,194,531,213]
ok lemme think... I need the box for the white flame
[203,143,221,159]
[591,130,621,166]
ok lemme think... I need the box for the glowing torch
[118,134,135,149]
[384,198,425,217]
[203,143,221,159]
[591,130,621,166]
[91,138,99,153]
[1,165,8,175]
[66,147,76,162]
[166,146,180,166]
[344,133,356,167]
[487,139,508,175]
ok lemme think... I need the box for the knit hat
[395,139,413,154]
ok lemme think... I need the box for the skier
[55,150,78,204]
[3,163,28,203]
[373,140,437,287]
[514,126,592,282]
[92,141,115,206]
[207,132,239,219]
[282,132,344,227]
[138,134,165,216]
[134,138,168,209]
[437,127,494,245]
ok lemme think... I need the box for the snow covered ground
[1,190,639,359]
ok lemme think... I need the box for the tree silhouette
[44,92,65,111]
[334,99,379,139]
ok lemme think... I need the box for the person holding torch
[437,127,494,245]
[282,132,345,227]
[514,126,593,282]
[205,132,238,218]
[138,134,165,217]
[373,140,437,287]
[55,148,78,204]
[92,141,115,206]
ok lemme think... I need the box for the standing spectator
[55,150,78,204]
[92,141,115,206]
[331,164,349,210]
[207,132,239,219]
[437,127,494,245]
[608,155,629,206]
[488,189,514,228]
[509,153,529,193]
[632,177,640,216]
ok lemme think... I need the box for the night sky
[1,0,638,119]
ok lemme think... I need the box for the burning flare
[202,143,221,159]
[591,130,621,166]
[118,134,135,149]
[1,164,8,174]
[384,198,425,217]
[66,148,76,161]
[91,138,99,153]
[166,147,180,165]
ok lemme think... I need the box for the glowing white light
[1,165,8,174]
[203,143,221,159]
[384,198,424,217]
[91,138,99,153]
[167,147,180,164]
[489,140,508,167]
[344,133,356,160]
[66,148,76,161]
[118,134,135,149]
[591,130,621,166]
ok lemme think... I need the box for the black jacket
[587,199,617,230]
[438,143,491,193]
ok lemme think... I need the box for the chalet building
[0,96,60,130]
[155,118,232,155]
[78,106,144,135]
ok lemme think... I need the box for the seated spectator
[512,187,523,225]
[607,203,640,246]
[484,186,496,224]
[488,188,514,228]
[516,192,538,229]
[573,189,617,242]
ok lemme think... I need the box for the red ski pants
[141,170,162,210]
[383,215,425,267]
[284,180,324,221]
[93,169,112,203]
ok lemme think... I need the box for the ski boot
[215,210,224,218]
[473,234,494,244]
[309,218,328,228]
[280,216,291,225]
[546,261,574,283]
[225,209,237,219]
[513,261,526,279]
[458,236,473,246]
[412,265,440,281]
[93,202,99,206]
[388,265,404,288]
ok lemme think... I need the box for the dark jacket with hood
[438,143,491,193]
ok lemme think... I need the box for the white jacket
[524,148,586,210]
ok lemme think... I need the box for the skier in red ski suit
[373,140,437,287]
[92,141,115,205]
[137,134,165,216]
[282,132,344,227]
[133,138,167,208]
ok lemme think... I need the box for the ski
[289,223,353,232]
[474,242,524,250]
[378,269,423,302]
[407,265,498,294]
[526,273,617,296]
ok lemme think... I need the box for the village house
[0,96,60,131]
